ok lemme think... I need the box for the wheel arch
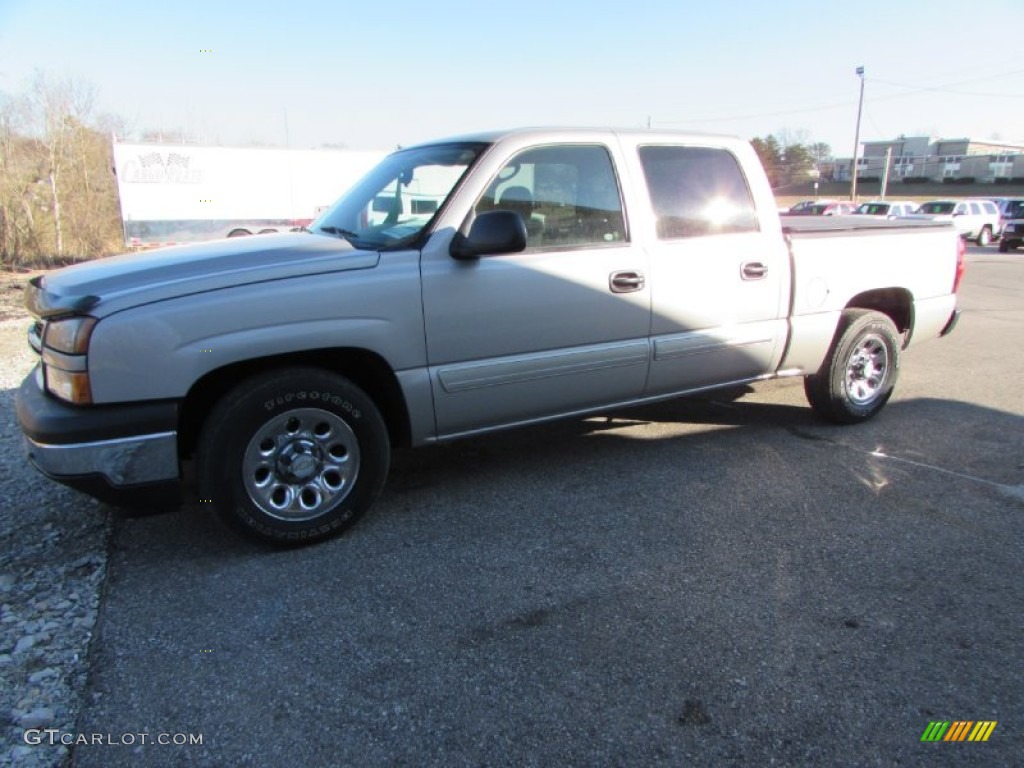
[845,287,913,342]
[178,348,412,459]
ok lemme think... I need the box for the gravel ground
[0,271,111,768]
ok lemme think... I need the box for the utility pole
[880,146,892,199]
[850,66,865,202]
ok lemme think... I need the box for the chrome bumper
[23,431,180,487]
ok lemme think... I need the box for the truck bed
[780,214,954,236]
[779,214,961,374]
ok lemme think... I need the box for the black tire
[999,239,1010,253]
[198,368,390,544]
[804,309,901,424]
[227,229,251,238]
[976,226,992,247]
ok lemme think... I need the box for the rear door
[634,144,789,395]
[420,142,651,437]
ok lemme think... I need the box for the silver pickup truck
[16,128,964,544]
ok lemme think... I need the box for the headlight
[40,316,97,404]
[44,316,96,354]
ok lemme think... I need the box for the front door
[421,143,651,437]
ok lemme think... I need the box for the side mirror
[450,210,527,260]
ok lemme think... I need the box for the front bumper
[21,432,179,487]
[16,367,181,490]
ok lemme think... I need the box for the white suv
[911,199,1000,245]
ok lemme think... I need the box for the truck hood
[27,232,379,318]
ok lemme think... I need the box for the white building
[831,136,1024,183]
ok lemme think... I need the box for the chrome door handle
[610,270,645,293]
[741,262,768,280]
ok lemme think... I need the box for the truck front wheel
[198,368,390,544]
[804,310,901,424]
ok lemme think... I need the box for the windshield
[806,204,829,214]
[919,202,955,215]
[857,203,889,215]
[1004,200,1024,219]
[311,142,487,249]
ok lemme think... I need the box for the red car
[786,201,858,216]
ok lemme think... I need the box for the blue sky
[1,0,1022,154]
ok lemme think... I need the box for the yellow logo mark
[944,721,997,742]
[966,721,997,742]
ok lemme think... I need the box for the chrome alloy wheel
[844,333,889,406]
[242,407,360,522]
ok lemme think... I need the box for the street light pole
[851,65,865,202]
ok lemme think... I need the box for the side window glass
[638,146,758,239]
[969,202,981,215]
[476,145,626,249]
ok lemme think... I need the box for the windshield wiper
[317,226,365,245]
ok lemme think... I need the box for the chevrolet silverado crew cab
[16,128,964,544]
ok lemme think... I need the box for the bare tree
[0,73,123,266]
[0,92,42,264]
[775,128,811,151]
[25,71,99,259]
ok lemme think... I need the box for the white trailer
[111,141,387,247]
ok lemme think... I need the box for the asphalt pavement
[51,250,1024,766]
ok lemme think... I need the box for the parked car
[853,200,919,219]
[998,199,1024,252]
[786,201,858,216]
[905,199,1000,245]
[999,220,1023,252]
[16,127,964,544]
[994,198,1024,239]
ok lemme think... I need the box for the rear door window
[637,146,758,239]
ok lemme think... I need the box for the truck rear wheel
[804,309,901,424]
[198,368,389,544]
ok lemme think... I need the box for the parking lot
[2,248,1022,766]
